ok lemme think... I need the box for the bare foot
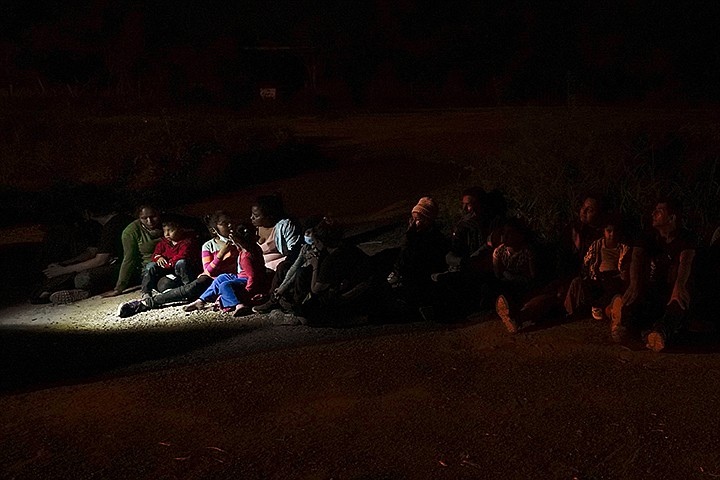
[232,304,251,317]
[182,300,206,312]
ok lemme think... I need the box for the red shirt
[152,237,197,268]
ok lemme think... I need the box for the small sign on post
[260,88,277,100]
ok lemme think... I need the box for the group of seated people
[30,187,720,353]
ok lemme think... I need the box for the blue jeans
[199,273,248,308]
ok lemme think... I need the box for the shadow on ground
[0,325,257,393]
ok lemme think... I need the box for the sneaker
[50,289,90,304]
[609,295,625,342]
[496,295,518,334]
[117,300,148,318]
[252,296,280,314]
[430,271,450,283]
[278,298,296,314]
[646,330,666,352]
[591,307,604,321]
[387,271,402,288]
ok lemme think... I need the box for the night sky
[3,0,720,106]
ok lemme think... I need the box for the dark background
[3,0,719,108]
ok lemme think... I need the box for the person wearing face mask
[252,215,325,314]
[102,204,163,298]
[117,211,240,317]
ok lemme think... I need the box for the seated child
[493,218,537,333]
[140,218,198,299]
[183,223,268,316]
[565,215,630,319]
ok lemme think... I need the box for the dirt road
[3,317,720,479]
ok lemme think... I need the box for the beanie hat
[411,196,439,220]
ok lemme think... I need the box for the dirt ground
[2,111,720,479]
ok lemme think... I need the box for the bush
[455,108,720,242]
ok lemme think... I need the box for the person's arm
[44,250,110,277]
[309,255,329,294]
[166,239,193,268]
[492,246,504,279]
[105,226,138,296]
[669,249,695,309]
[152,240,170,268]
[276,248,307,295]
[240,252,266,295]
[622,246,645,306]
[582,241,598,280]
[618,243,632,281]
[56,248,97,267]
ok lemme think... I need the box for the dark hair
[231,222,257,247]
[254,194,286,221]
[313,217,344,248]
[461,186,485,202]
[204,210,231,237]
[579,192,606,212]
[602,212,625,234]
[657,196,683,219]
[135,204,161,217]
[78,185,120,217]
[502,216,531,241]
[302,214,325,232]
[485,189,508,219]
[162,219,181,230]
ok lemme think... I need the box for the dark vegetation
[2,100,720,244]
[437,108,720,243]
[0,102,331,226]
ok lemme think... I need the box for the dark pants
[141,259,193,295]
[147,274,213,307]
[621,284,689,344]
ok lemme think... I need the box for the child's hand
[156,257,169,268]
